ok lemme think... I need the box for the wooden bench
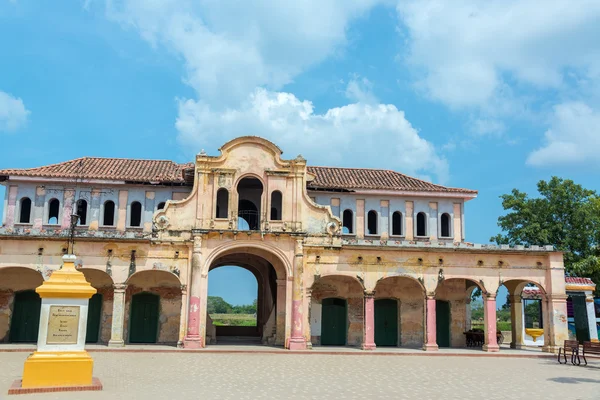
[582,341,600,366]
[558,340,580,365]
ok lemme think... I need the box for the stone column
[362,290,376,350]
[184,236,203,348]
[108,283,127,347]
[423,295,438,351]
[542,294,568,353]
[305,289,313,349]
[587,294,599,342]
[509,294,524,349]
[276,279,287,346]
[483,294,499,352]
[465,297,472,331]
[178,284,188,347]
[289,238,307,350]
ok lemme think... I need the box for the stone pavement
[1,351,598,400]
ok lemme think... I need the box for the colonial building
[0,136,569,352]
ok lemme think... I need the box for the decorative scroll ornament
[326,221,339,236]
[155,215,170,230]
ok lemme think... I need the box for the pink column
[5,185,18,227]
[183,236,203,348]
[61,189,75,229]
[483,294,499,352]
[289,238,307,350]
[362,291,376,350]
[423,295,438,351]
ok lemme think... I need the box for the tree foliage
[207,296,257,314]
[492,177,600,292]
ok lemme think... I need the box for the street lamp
[68,213,80,255]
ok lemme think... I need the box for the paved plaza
[0,351,598,400]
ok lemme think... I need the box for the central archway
[203,243,290,346]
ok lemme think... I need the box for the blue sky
[1,1,600,306]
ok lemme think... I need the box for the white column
[108,283,127,347]
[587,293,599,342]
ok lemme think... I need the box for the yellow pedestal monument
[9,255,102,394]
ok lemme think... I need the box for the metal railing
[237,210,260,231]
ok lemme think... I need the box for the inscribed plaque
[46,305,80,345]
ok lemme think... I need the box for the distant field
[210,313,257,327]
[471,321,512,331]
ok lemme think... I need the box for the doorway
[321,298,347,345]
[86,293,103,343]
[129,293,159,343]
[436,300,451,348]
[375,299,398,346]
[9,290,41,343]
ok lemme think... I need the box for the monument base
[8,377,102,395]
[21,351,95,388]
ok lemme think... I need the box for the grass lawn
[210,313,257,326]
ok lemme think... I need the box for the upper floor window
[103,200,115,226]
[416,212,427,237]
[441,213,451,237]
[216,188,229,219]
[157,202,166,211]
[130,201,142,227]
[48,198,60,224]
[342,209,353,234]
[367,210,378,235]
[19,197,32,224]
[76,199,88,225]
[392,211,402,236]
[270,191,282,220]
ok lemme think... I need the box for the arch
[233,173,267,191]
[392,211,402,236]
[270,190,282,221]
[416,212,427,237]
[76,199,88,225]
[375,274,427,294]
[440,213,451,238]
[216,188,229,219]
[501,279,547,296]
[342,209,353,234]
[19,197,32,224]
[80,268,114,288]
[203,241,292,279]
[102,200,115,226]
[237,176,263,231]
[0,266,44,291]
[126,269,182,287]
[367,210,378,235]
[312,273,366,291]
[129,201,142,227]
[48,198,60,224]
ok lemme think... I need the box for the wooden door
[321,298,347,346]
[86,293,103,343]
[129,293,159,344]
[9,290,41,343]
[572,295,590,344]
[436,300,451,348]
[375,299,398,346]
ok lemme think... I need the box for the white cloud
[470,118,505,137]
[105,0,382,106]
[397,0,600,109]
[0,91,30,133]
[176,87,448,182]
[345,76,378,104]
[527,102,600,167]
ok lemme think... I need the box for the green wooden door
[321,298,347,345]
[129,293,159,344]
[572,295,590,344]
[375,299,398,346]
[86,293,103,343]
[9,290,41,343]
[436,300,451,348]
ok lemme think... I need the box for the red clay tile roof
[565,276,595,286]
[0,158,477,194]
[306,166,477,194]
[0,157,193,184]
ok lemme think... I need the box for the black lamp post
[68,213,80,255]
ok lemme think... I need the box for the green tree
[492,177,600,293]
[207,296,233,314]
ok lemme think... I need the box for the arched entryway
[80,268,114,344]
[501,279,548,349]
[310,275,364,347]
[207,250,285,345]
[237,177,263,230]
[125,270,182,345]
[374,276,425,348]
[0,267,44,343]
